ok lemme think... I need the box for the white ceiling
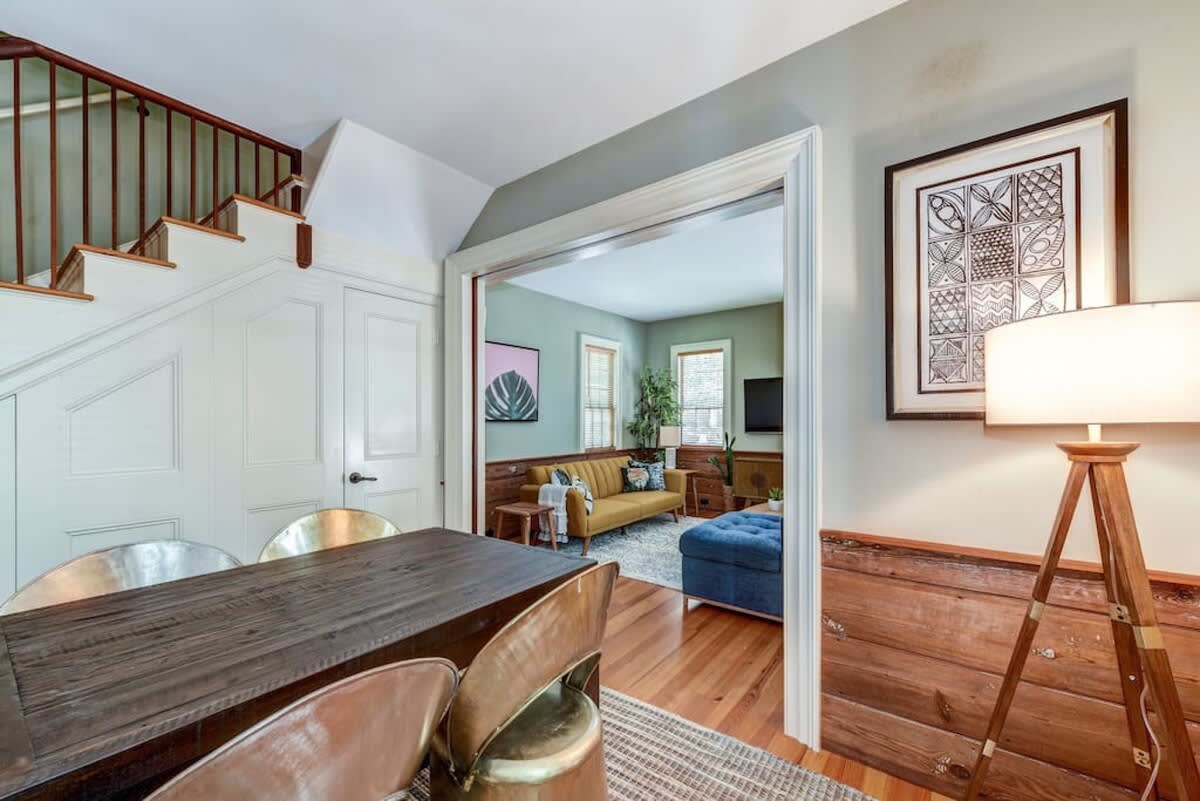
[506,204,783,322]
[9,0,907,187]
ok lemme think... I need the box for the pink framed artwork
[484,341,540,422]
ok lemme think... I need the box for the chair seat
[437,682,601,787]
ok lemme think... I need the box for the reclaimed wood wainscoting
[821,530,1200,801]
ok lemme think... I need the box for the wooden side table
[494,501,558,550]
[673,469,701,517]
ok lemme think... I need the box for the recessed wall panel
[364,314,419,459]
[67,360,178,476]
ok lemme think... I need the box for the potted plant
[767,487,783,512]
[706,432,736,510]
[627,368,680,460]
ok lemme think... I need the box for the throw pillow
[570,476,594,514]
[550,468,571,487]
[621,466,651,492]
[628,458,666,491]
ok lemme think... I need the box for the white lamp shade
[984,301,1200,426]
[657,425,682,448]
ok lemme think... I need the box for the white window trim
[579,334,622,452]
[670,338,732,446]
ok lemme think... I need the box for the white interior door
[343,288,441,530]
[211,271,345,562]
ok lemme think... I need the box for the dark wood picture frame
[884,99,1129,420]
[483,340,541,423]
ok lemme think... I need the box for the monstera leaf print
[485,370,538,421]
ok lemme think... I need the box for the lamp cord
[1139,684,1161,801]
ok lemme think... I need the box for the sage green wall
[646,302,783,452]
[461,0,1200,571]
[484,283,648,460]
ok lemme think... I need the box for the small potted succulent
[767,486,783,513]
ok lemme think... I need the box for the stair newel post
[12,56,23,283]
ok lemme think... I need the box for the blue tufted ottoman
[679,512,782,621]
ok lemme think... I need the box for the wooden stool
[493,502,558,550]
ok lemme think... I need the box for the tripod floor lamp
[967,301,1200,801]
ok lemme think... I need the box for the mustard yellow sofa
[520,456,685,555]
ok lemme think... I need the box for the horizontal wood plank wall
[484,449,635,535]
[674,447,783,512]
[820,529,1200,801]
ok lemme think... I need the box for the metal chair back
[143,658,459,801]
[257,508,402,563]
[1,540,241,615]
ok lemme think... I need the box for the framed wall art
[885,100,1129,420]
[484,341,540,422]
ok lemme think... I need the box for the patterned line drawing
[969,226,1016,281]
[970,281,1015,332]
[970,336,986,384]
[929,337,968,384]
[929,287,967,335]
[1018,164,1064,221]
[927,189,966,238]
[968,177,1013,230]
[1018,219,1066,273]
[1018,272,1066,318]
[928,237,966,286]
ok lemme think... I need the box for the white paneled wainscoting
[0,221,443,596]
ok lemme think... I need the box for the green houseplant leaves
[485,370,538,421]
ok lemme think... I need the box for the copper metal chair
[1,539,241,615]
[144,657,458,801]
[257,508,403,562]
[430,561,619,801]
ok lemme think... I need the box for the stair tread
[0,280,93,302]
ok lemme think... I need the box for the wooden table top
[0,529,592,800]
[494,501,554,515]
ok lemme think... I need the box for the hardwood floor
[603,577,953,801]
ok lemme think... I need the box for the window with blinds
[677,348,725,446]
[583,344,617,450]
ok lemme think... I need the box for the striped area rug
[408,687,874,800]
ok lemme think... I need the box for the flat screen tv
[744,377,783,433]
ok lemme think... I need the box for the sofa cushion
[679,513,782,573]
[586,497,646,533]
[615,490,682,514]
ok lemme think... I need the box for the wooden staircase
[0,36,305,301]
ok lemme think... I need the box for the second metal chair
[257,508,403,562]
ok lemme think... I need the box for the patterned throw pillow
[550,468,571,487]
[628,458,666,491]
[621,466,651,492]
[570,476,594,514]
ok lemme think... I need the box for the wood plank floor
[603,577,954,801]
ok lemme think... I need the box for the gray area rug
[408,687,874,800]
[554,513,702,590]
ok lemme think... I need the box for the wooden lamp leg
[1093,461,1200,801]
[1090,476,1158,796]
[963,461,1089,800]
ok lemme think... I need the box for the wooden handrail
[0,37,299,158]
[0,35,302,288]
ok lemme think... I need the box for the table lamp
[966,301,1200,801]
[658,425,682,469]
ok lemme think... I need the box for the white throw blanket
[537,483,570,543]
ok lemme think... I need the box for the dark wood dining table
[0,528,594,800]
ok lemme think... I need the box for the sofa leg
[582,536,591,556]
[672,509,680,523]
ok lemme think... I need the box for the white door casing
[15,307,214,585]
[344,289,442,530]
[211,271,346,562]
[443,127,822,746]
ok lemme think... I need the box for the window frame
[670,338,733,447]
[579,334,622,452]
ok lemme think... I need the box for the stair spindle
[110,86,118,249]
[12,57,23,283]
[138,96,146,239]
[189,116,196,222]
[166,108,172,218]
[49,62,58,280]
[211,124,218,223]
[82,75,90,245]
